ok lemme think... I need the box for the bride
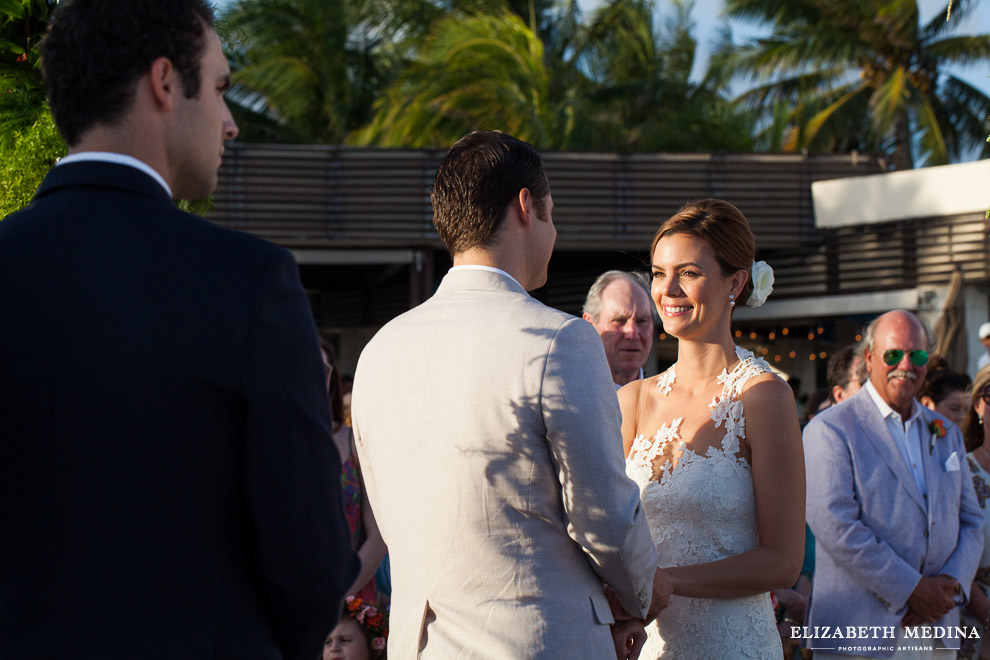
[619,199,805,658]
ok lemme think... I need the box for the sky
[583,0,990,92]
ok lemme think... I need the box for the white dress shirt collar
[864,378,928,497]
[448,265,523,289]
[863,378,923,425]
[614,368,646,391]
[57,152,172,198]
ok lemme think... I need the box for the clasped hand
[606,568,673,660]
[901,575,959,627]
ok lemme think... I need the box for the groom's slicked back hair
[40,0,214,146]
[431,130,550,256]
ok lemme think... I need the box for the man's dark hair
[826,344,860,403]
[40,0,214,146]
[430,130,550,255]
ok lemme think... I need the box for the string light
[761,347,769,355]
[734,330,742,338]
[749,331,757,340]
[807,332,815,341]
[659,333,667,340]
[819,352,827,359]
[789,351,796,359]
[768,331,776,340]
[810,354,816,361]
[855,334,863,342]
[774,355,782,362]
[782,328,790,336]
[817,326,824,335]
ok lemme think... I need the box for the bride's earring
[728,293,736,308]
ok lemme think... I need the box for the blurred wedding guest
[958,366,990,660]
[582,270,655,388]
[978,323,990,371]
[323,597,388,660]
[322,339,386,605]
[351,130,667,659]
[918,357,972,429]
[827,344,863,405]
[0,2,357,659]
[802,388,833,427]
[804,310,983,659]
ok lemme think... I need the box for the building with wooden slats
[208,144,990,392]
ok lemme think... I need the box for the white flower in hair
[747,261,774,307]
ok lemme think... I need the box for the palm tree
[725,0,990,168]
[352,9,580,149]
[355,0,754,152]
[577,0,755,152]
[220,0,403,144]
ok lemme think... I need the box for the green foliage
[221,0,398,143]
[574,0,755,152]
[0,0,63,219]
[0,84,64,218]
[353,10,577,149]
[353,0,754,152]
[725,0,990,167]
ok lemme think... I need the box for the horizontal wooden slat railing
[209,144,989,313]
[209,144,883,250]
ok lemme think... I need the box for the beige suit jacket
[352,269,657,659]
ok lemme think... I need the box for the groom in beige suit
[351,131,668,659]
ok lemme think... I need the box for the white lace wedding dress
[625,346,782,659]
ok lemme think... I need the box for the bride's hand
[610,618,647,660]
[646,567,673,622]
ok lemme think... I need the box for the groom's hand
[646,567,673,622]
[610,618,647,660]
[604,584,634,622]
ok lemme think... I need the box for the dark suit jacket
[0,162,359,660]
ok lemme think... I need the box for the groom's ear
[516,188,537,227]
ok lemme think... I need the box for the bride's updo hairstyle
[650,198,756,306]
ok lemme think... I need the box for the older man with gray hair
[582,271,655,388]
[803,309,982,660]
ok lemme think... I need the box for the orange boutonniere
[929,419,946,454]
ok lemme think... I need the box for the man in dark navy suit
[0,2,359,658]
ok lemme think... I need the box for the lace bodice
[625,346,782,659]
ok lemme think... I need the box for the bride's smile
[651,233,739,340]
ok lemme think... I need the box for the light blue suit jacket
[804,387,983,657]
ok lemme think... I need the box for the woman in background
[322,339,387,604]
[959,366,990,660]
[918,357,972,428]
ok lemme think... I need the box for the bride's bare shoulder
[617,378,643,411]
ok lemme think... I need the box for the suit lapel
[917,407,940,518]
[854,392,928,512]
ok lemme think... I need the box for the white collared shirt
[614,367,645,391]
[57,152,172,198]
[864,379,928,498]
[448,265,523,289]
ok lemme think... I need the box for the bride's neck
[675,339,738,385]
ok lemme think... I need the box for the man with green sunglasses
[803,310,983,659]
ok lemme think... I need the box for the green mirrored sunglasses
[881,349,928,367]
